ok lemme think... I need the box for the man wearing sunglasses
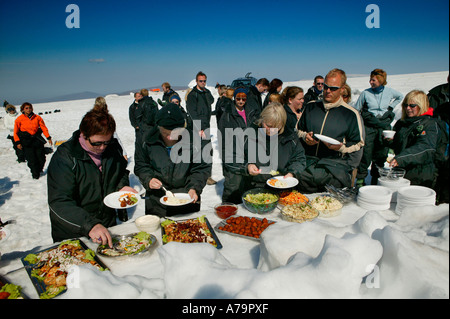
[303,75,324,105]
[297,68,365,193]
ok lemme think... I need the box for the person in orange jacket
[14,102,53,179]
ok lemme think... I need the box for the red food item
[215,205,238,219]
[0,292,11,299]
[218,216,275,238]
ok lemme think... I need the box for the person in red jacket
[14,102,53,179]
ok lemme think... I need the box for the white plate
[358,185,392,197]
[160,193,194,206]
[267,176,299,189]
[314,134,341,145]
[104,191,140,209]
[397,186,436,200]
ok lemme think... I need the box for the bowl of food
[214,203,238,219]
[377,167,406,180]
[135,215,161,233]
[382,130,396,139]
[309,195,343,218]
[278,190,309,206]
[242,188,279,214]
[280,203,319,223]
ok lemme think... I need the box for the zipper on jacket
[315,110,330,157]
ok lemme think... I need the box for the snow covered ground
[0,71,448,299]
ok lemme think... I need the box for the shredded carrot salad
[279,190,309,205]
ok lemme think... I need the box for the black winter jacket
[390,114,439,186]
[134,126,211,216]
[47,130,129,242]
[186,86,214,131]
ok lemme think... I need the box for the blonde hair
[401,90,429,120]
[140,88,149,97]
[342,84,352,103]
[225,88,235,99]
[269,92,282,104]
[257,102,287,134]
[93,96,108,112]
[326,68,347,87]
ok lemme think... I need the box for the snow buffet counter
[1,185,449,300]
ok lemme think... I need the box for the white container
[135,215,160,233]
[383,130,396,139]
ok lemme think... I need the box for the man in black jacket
[303,75,324,105]
[297,69,364,193]
[134,103,211,217]
[246,78,269,117]
[129,91,143,145]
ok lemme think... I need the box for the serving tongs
[325,184,357,203]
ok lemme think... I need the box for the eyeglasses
[88,138,112,146]
[404,104,418,109]
[324,84,341,91]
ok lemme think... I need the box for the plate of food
[97,232,157,258]
[161,215,222,249]
[278,190,309,206]
[22,239,108,299]
[215,215,276,241]
[160,193,194,206]
[280,203,319,223]
[314,134,341,145]
[103,191,140,209]
[310,195,343,218]
[267,176,299,189]
[0,275,26,299]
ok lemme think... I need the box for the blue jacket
[354,86,403,117]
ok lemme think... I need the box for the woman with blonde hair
[245,102,306,189]
[386,90,439,187]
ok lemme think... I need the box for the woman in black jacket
[245,102,306,189]
[47,109,133,247]
[386,90,439,187]
[218,87,258,203]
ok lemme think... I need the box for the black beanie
[155,103,186,130]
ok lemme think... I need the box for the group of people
[3,68,448,248]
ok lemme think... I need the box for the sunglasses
[88,138,112,146]
[404,104,418,109]
[236,97,247,101]
[198,80,206,83]
[316,82,324,86]
[324,84,341,91]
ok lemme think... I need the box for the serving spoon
[162,186,175,197]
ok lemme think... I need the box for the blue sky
[0,0,448,103]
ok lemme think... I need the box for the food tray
[161,217,222,249]
[0,274,28,299]
[214,215,276,241]
[21,239,108,299]
[97,232,157,258]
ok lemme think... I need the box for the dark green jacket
[134,126,211,216]
[47,130,129,242]
[391,114,439,186]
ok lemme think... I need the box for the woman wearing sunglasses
[385,90,440,187]
[47,108,135,248]
[218,87,259,204]
[354,69,404,186]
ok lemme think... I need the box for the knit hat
[169,94,181,103]
[233,87,248,98]
[155,103,186,130]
